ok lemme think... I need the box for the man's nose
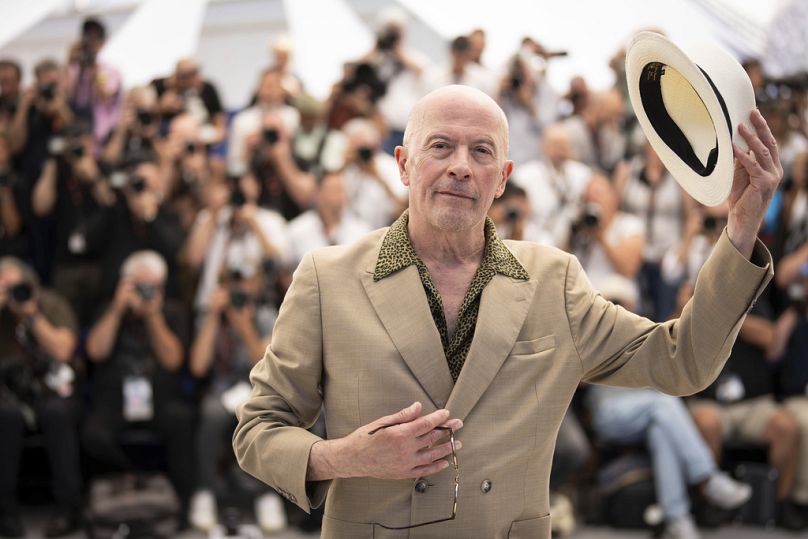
[447,146,472,181]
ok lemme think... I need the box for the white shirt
[287,210,372,268]
[661,234,716,286]
[193,206,291,309]
[620,158,685,263]
[510,159,592,247]
[573,212,645,300]
[342,152,407,229]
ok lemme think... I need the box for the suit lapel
[446,274,539,420]
[361,267,454,409]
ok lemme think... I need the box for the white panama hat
[625,31,756,206]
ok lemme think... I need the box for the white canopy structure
[0,0,803,109]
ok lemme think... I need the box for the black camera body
[129,174,147,193]
[8,282,33,303]
[39,82,57,101]
[135,283,156,301]
[230,187,246,208]
[136,109,154,126]
[583,205,601,228]
[229,288,248,310]
[262,128,279,145]
[357,146,374,163]
[376,28,400,51]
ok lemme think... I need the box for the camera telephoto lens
[39,83,57,101]
[69,142,85,159]
[136,109,153,126]
[262,128,279,145]
[129,175,147,193]
[703,216,718,231]
[230,187,246,208]
[229,288,248,310]
[10,283,33,303]
[357,146,373,163]
[135,283,156,301]
[185,140,197,154]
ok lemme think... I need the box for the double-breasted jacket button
[480,479,493,493]
[414,479,429,493]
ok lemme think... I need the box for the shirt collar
[373,209,530,282]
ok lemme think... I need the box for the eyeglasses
[368,425,459,530]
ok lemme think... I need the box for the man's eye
[475,147,492,155]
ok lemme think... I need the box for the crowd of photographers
[1,8,808,539]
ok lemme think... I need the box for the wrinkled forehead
[415,98,508,148]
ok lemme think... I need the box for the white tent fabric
[99,0,209,87]
[282,0,374,100]
[0,0,63,50]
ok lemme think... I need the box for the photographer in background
[188,270,285,533]
[0,257,81,538]
[151,59,225,145]
[102,85,161,167]
[31,121,114,325]
[487,183,550,244]
[510,123,592,247]
[287,171,371,268]
[8,59,73,183]
[497,38,561,166]
[184,171,290,312]
[0,133,26,260]
[568,173,644,298]
[227,68,299,178]
[66,17,122,152]
[245,109,316,220]
[95,159,184,300]
[83,250,193,526]
[362,7,430,154]
[427,35,495,97]
[0,60,21,130]
[340,118,405,229]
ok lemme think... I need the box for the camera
[129,174,147,193]
[230,186,246,208]
[376,28,400,51]
[134,283,156,301]
[583,204,601,228]
[9,283,33,303]
[184,140,197,155]
[39,82,57,101]
[357,146,373,163]
[229,288,248,310]
[262,128,279,145]
[136,109,154,126]
[703,216,718,231]
[68,141,85,159]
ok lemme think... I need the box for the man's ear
[494,160,514,198]
[395,146,410,187]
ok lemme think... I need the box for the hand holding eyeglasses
[308,401,462,482]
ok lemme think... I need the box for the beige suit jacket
[234,227,772,539]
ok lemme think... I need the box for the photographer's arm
[273,150,316,208]
[189,306,220,378]
[738,314,774,349]
[597,229,644,278]
[86,301,126,362]
[27,310,76,363]
[8,90,34,155]
[102,105,133,164]
[0,186,22,237]
[32,159,58,217]
[144,308,184,372]
[183,209,218,269]
[775,242,808,289]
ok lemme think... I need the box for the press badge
[123,376,153,421]
[67,231,87,254]
[716,373,745,403]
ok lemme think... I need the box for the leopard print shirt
[374,210,529,382]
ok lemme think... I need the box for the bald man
[234,85,780,538]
